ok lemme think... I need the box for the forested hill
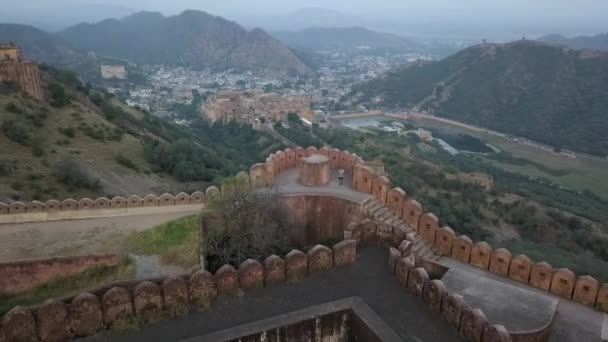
[0,66,282,202]
[352,40,608,156]
[539,33,608,51]
[0,24,99,80]
[59,10,312,75]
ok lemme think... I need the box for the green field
[409,116,608,199]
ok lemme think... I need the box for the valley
[0,3,607,340]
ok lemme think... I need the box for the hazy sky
[3,0,607,37]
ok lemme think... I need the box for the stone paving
[441,257,604,342]
[84,246,461,342]
[275,168,370,202]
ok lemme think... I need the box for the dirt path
[0,211,199,261]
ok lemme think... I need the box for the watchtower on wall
[0,42,44,100]
[0,43,21,62]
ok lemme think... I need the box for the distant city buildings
[202,90,315,125]
[118,51,433,126]
[100,65,127,80]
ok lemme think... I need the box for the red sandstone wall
[0,62,44,100]
[280,195,365,247]
[0,254,121,295]
[0,242,357,341]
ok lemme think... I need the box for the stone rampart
[0,192,205,224]
[1,144,605,342]
[322,141,607,314]
[0,241,357,341]
[0,254,121,296]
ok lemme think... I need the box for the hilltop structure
[0,146,606,342]
[100,65,127,80]
[202,90,315,125]
[0,43,44,100]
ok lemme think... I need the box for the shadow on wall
[0,241,357,341]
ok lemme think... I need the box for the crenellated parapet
[0,241,357,341]
[0,192,206,224]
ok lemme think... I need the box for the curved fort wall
[320,144,607,316]
[1,146,605,312]
[1,145,606,341]
[0,242,358,341]
[254,145,607,317]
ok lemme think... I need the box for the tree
[287,112,300,125]
[202,177,292,272]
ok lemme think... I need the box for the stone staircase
[362,198,441,263]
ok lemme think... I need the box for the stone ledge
[180,297,402,342]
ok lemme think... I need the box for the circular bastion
[299,154,330,186]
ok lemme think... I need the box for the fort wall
[0,62,44,100]
[1,145,606,341]
[0,192,205,224]
[5,145,602,313]
[0,254,121,296]
[0,242,357,341]
[280,195,365,248]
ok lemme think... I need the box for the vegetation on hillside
[352,41,608,156]
[275,123,608,281]
[127,215,201,268]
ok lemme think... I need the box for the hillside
[539,33,608,51]
[274,27,417,53]
[352,40,608,156]
[0,24,99,80]
[59,10,312,75]
[0,67,283,202]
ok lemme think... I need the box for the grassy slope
[0,256,134,315]
[126,215,201,268]
[0,89,176,202]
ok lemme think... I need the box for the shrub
[58,127,76,138]
[48,82,71,107]
[80,124,105,141]
[5,102,23,114]
[0,81,19,94]
[53,159,101,191]
[31,137,45,157]
[115,153,140,172]
[26,112,48,128]
[1,120,30,145]
[0,160,17,176]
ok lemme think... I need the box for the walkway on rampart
[441,259,605,342]
[0,211,199,261]
[84,246,461,342]
[272,169,371,203]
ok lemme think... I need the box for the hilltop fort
[202,90,315,125]
[0,146,606,342]
[0,43,44,100]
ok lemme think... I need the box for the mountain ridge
[539,32,608,52]
[352,40,608,156]
[273,26,417,52]
[59,10,312,75]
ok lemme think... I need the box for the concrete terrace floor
[85,246,461,342]
[273,168,371,203]
[440,259,606,342]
